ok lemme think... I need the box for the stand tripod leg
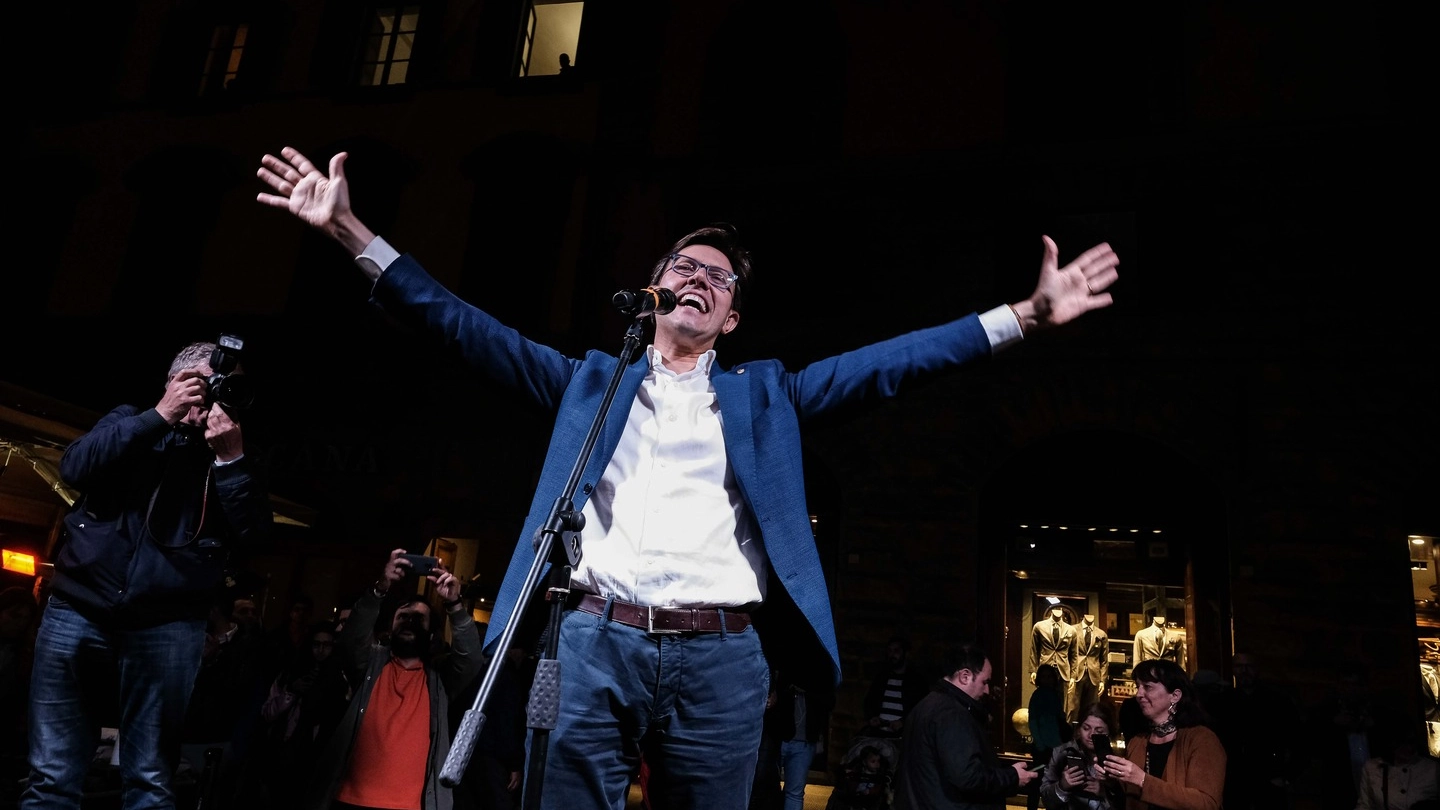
[522,573,569,809]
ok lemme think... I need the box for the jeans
[532,603,770,810]
[22,596,205,810]
[779,739,815,810]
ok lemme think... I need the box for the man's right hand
[379,548,410,591]
[156,370,208,424]
[1013,761,1039,787]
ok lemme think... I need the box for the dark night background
[2,1,1437,797]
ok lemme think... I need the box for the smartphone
[1065,751,1084,770]
[398,553,440,576]
[1092,733,1112,761]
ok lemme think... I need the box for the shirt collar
[646,344,717,380]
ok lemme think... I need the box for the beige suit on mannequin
[1032,607,1076,685]
[1133,615,1167,667]
[1070,615,1107,721]
[1162,621,1187,669]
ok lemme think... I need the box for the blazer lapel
[711,365,756,504]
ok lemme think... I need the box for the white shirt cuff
[978,305,1024,352]
[213,454,243,467]
[357,235,401,278]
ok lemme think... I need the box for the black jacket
[52,405,270,626]
[893,678,1019,810]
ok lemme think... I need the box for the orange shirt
[335,658,432,810]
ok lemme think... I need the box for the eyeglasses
[665,253,738,291]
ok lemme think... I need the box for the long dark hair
[1131,659,1210,728]
[1077,701,1115,735]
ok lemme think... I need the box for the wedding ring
[1085,280,1095,295]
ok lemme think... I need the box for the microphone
[612,287,677,318]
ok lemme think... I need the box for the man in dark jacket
[22,339,272,810]
[893,643,1037,810]
[307,549,485,810]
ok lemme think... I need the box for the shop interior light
[2,549,37,576]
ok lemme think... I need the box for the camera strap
[144,462,212,550]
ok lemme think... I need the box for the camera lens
[208,373,254,409]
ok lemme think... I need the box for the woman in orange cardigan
[1097,659,1226,810]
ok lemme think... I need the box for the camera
[207,334,254,410]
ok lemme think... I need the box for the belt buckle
[646,605,685,634]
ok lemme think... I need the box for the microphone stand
[439,316,652,810]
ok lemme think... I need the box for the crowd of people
[2,553,526,810]
[8,562,1440,810]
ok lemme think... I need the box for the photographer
[306,549,485,810]
[22,339,272,810]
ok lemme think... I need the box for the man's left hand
[430,565,461,603]
[205,404,244,463]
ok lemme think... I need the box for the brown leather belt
[573,593,751,635]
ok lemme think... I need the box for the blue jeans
[779,739,815,810]
[23,596,205,810]
[532,603,770,810]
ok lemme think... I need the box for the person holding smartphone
[1096,660,1225,810]
[1040,702,1117,809]
[304,549,486,810]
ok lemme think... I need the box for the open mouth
[679,293,708,313]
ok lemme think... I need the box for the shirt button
[668,414,677,422]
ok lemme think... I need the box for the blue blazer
[373,255,995,687]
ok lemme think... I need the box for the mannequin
[1162,620,1188,669]
[1069,614,1108,721]
[1422,641,1440,723]
[1133,614,1168,666]
[1031,606,1076,686]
